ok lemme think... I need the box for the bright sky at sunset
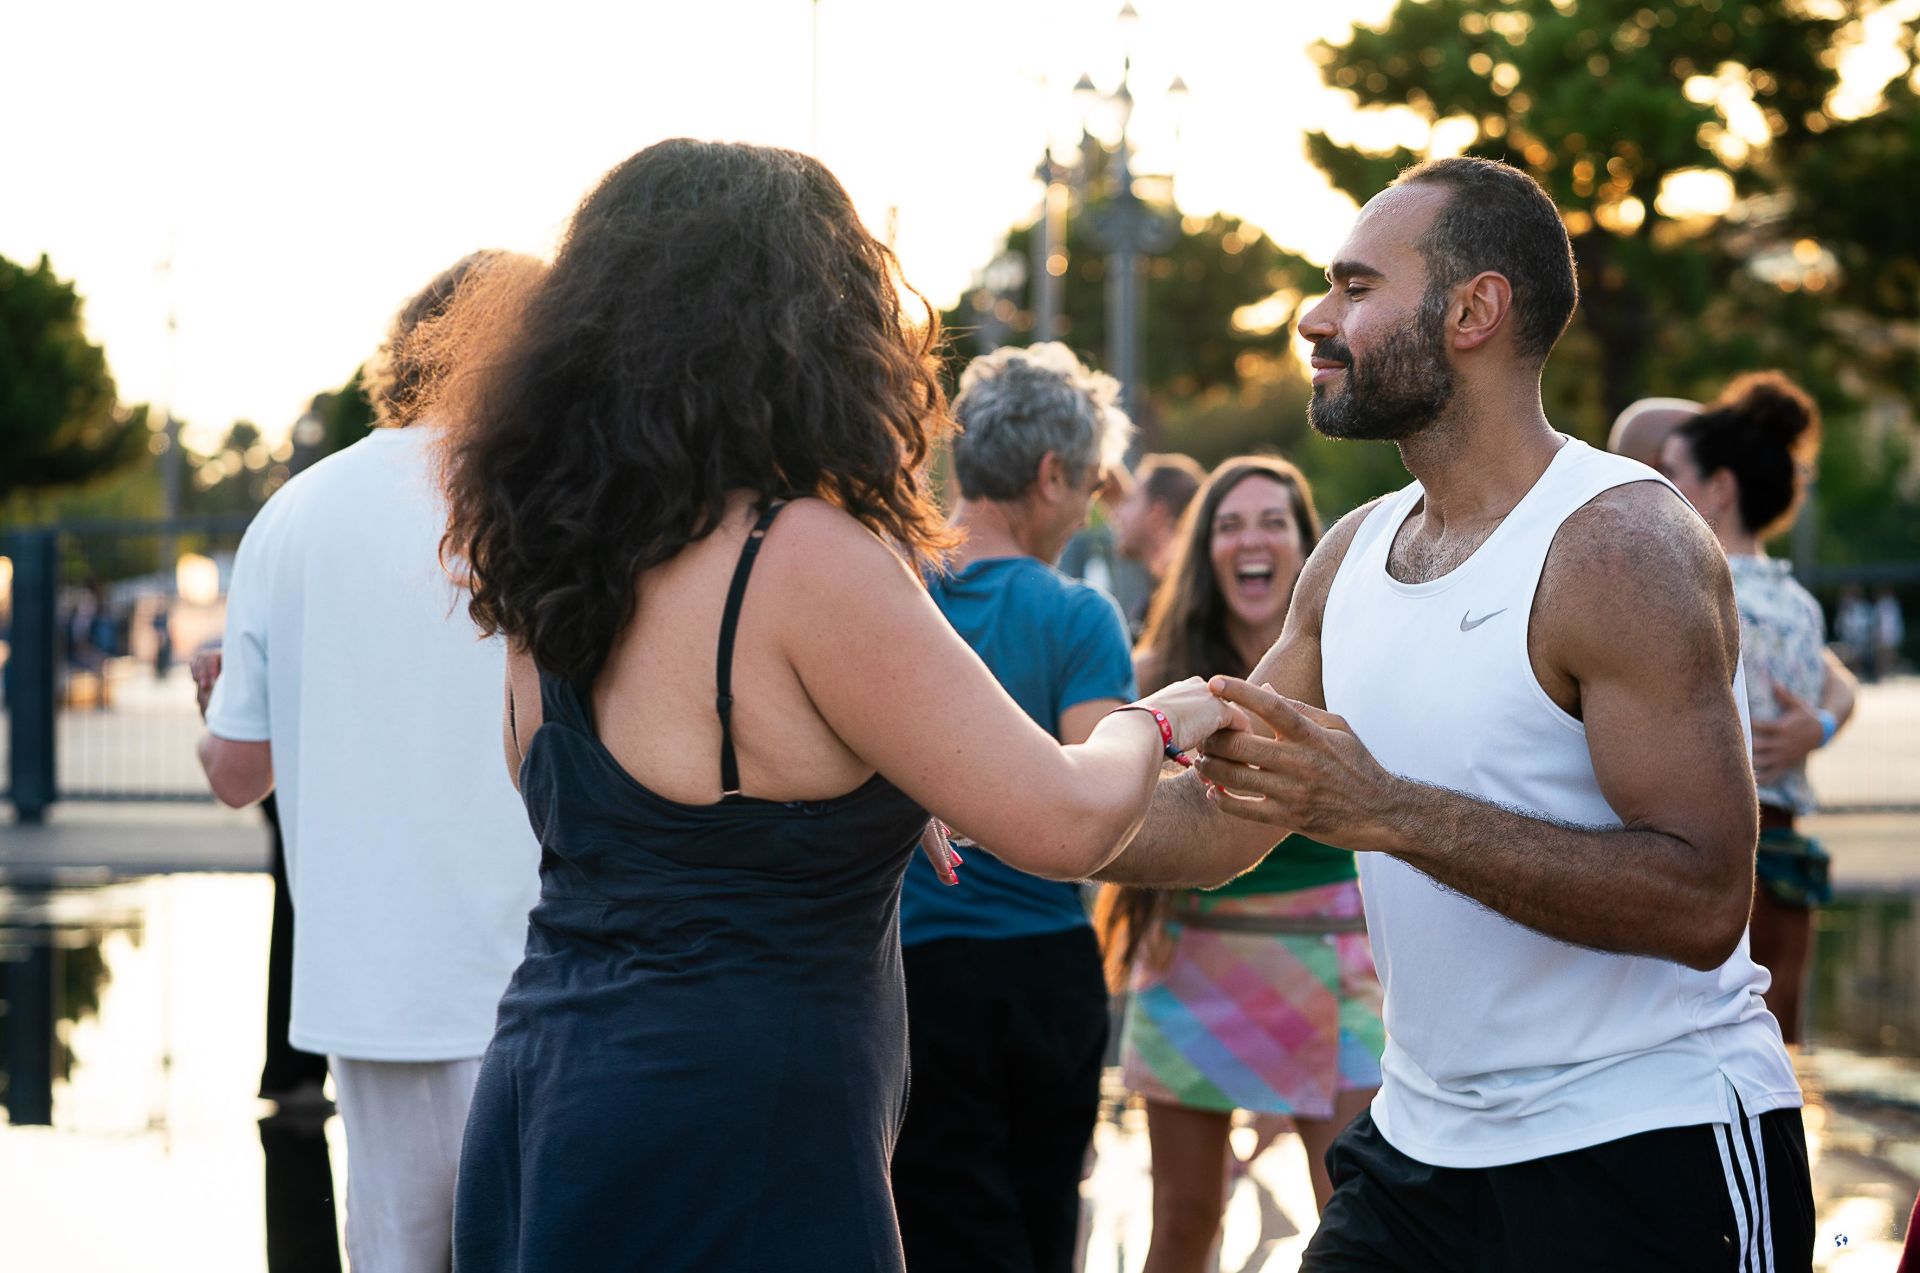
[6,0,1911,451]
[2,0,1407,449]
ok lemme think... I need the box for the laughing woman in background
[1097,456,1385,1272]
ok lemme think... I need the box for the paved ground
[1,672,1916,1269]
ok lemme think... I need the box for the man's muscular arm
[1093,499,1384,887]
[1199,485,1757,970]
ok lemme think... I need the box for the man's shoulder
[1542,480,1737,668]
[1552,480,1719,584]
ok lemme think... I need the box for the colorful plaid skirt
[1119,879,1385,1119]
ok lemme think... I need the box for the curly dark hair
[1095,455,1323,987]
[433,140,957,682]
[1674,370,1822,541]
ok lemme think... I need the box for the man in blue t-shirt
[892,344,1137,1273]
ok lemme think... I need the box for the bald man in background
[1608,396,1700,468]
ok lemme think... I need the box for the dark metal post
[4,896,57,1125]
[6,529,58,823]
[1032,155,1064,343]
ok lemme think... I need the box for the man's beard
[1308,289,1457,441]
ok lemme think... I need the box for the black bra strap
[716,501,787,796]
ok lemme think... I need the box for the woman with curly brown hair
[1096,457,1384,1271]
[432,140,1241,1272]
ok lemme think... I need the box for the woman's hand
[1752,681,1824,784]
[1139,676,1249,754]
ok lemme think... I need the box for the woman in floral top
[1658,371,1857,1043]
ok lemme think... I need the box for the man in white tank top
[1105,159,1811,1270]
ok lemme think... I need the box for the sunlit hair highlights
[363,250,511,428]
[1095,455,1323,988]
[427,140,957,683]
[949,342,1134,500]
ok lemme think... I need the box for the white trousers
[329,1056,483,1273]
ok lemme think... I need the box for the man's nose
[1298,296,1335,341]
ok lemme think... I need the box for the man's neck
[948,498,1041,569]
[1146,530,1180,585]
[1718,525,1764,558]
[1396,381,1563,531]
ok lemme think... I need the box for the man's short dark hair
[1393,157,1578,363]
[1136,453,1206,519]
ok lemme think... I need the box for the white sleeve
[204,516,275,743]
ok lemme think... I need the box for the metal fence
[3,516,251,815]
[1,515,1917,817]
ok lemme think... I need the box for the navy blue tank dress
[454,504,930,1271]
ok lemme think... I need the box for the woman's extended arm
[778,506,1236,881]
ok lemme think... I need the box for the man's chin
[1308,398,1365,440]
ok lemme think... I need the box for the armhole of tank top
[1325,488,1412,624]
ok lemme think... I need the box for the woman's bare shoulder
[763,497,927,587]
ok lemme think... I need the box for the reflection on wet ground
[4,874,1920,1271]
[0,874,346,1272]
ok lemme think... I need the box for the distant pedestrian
[1660,370,1857,1043]
[890,342,1137,1273]
[1838,586,1875,676]
[195,251,540,1273]
[1110,452,1206,634]
[1877,587,1906,680]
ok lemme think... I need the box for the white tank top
[1322,437,1799,1168]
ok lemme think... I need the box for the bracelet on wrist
[1110,704,1193,769]
[1815,707,1838,748]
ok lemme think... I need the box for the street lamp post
[1075,19,1180,427]
[1031,152,1066,343]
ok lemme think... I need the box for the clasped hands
[1190,677,1401,854]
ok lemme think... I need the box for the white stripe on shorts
[1748,1112,1776,1272]
[1714,1115,1775,1273]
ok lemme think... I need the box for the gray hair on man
[950,342,1135,500]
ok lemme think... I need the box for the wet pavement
[3,866,1919,1272]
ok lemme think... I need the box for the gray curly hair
[949,343,1135,501]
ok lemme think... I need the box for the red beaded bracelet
[1110,704,1194,768]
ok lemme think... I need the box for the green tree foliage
[307,366,376,457]
[0,253,147,502]
[941,204,1322,426]
[1308,0,1920,562]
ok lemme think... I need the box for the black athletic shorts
[1304,1099,1814,1272]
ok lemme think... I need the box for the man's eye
[1346,285,1369,299]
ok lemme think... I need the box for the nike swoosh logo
[1460,608,1507,632]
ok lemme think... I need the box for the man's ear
[1452,271,1513,353]
[1036,450,1067,500]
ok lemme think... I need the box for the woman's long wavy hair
[429,139,957,682]
[1094,456,1322,989]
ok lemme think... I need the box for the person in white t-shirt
[1109,159,1812,1269]
[196,252,539,1273]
